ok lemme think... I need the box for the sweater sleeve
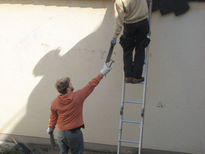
[147,0,151,4]
[113,3,124,39]
[76,74,103,102]
[48,105,58,128]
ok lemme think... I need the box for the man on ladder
[109,0,152,154]
[111,0,151,84]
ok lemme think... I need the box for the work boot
[125,77,133,83]
[132,77,144,84]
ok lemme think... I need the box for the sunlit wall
[0,1,204,154]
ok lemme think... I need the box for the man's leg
[120,35,135,82]
[69,129,84,154]
[133,19,149,81]
[123,48,134,78]
[133,46,145,79]
[58,131,69,154]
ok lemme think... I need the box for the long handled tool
[105,43,115,63]
[49,133,56,150]
[12,137,41,154]
[12,137,32,153]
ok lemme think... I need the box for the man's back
[48,74,103,131]
[115,0,148,24]
[50,92,84,131]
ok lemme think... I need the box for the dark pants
[120,19,149,78]
[58,129,84,154]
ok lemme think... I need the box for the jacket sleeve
[76,74,103,102]
[112,3,124,39]
[48,105,58,128]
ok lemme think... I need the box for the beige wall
[0,0,204,153]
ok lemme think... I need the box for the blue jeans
[58,129,84,154]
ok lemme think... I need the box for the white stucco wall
[0,0,204,153]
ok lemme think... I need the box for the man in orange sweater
[47,63,112,154]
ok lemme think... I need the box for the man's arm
[48,106,58,129]
[76,63,112,102]
[112,3,124,39]
[76,74,103,101]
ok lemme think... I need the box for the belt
[69,124,84,132]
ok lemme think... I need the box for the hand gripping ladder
[117,2,152,154]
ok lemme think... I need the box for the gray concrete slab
[28,143,191,154]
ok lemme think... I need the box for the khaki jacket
[113,0,150,39]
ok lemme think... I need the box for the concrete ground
[28,143,190,154]
[0,141,190,154]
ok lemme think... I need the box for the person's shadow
[8,0,119,140]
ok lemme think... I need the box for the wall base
[0,133,190,154]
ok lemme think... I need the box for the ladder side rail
[138,1,153,154]
[117,75,126,154]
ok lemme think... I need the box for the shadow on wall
[7,0,116,138]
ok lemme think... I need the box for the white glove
[47,127,55,135]
[100,63,112,76]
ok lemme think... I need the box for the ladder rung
[120,139,139,144]
[139,81,144,84]
[124,100,143,104]
[125,82,144,85]
[122,120,142,124]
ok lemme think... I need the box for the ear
[66,82,72,93]
[66,87,70,93]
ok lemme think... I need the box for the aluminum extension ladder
[117,2,153,154]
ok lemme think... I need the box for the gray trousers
[58,129,84,154]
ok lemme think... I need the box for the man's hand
[111,38,117,46]
[100,63,113,76]
[47,127,55,135]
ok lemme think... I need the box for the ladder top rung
[139,81,144,84]
[125,81,144,85]
[124,100,143,104]
[120,139,139,144]
[122,120,142,124]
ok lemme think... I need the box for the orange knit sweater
[48,74,103,131]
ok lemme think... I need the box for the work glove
[47,127,55,135]
[100,63,113,76]
[111,38,117,46]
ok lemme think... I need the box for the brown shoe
[132,77,144,84]
[125,77,133,83]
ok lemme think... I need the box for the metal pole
[117,75,126,154]
[138,1,153,154]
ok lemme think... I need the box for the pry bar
[105,43,115,63]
